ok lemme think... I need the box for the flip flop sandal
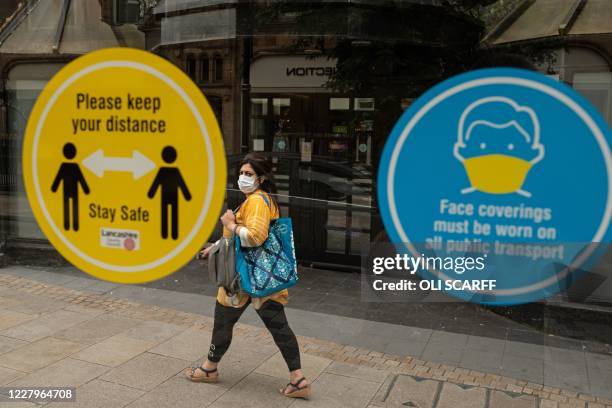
[185,366,218,383]
[279,377,311,399]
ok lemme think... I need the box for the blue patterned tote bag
[235,194,298,297]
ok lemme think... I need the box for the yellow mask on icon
[463,154,532,194]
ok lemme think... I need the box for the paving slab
[585,352,612,374]
[0,336,28,355]
[7,357,109,388]
[428,330,469,348]
[3,295,69,316]
[544,359,589,393]
[255,351,331,381]
[72,335,155,367]
[53,314,142,345]
[0,295,23,310]
[0,309,93,342]
[325,361,389,384]
[148,327,212,362]
[121,320,187,344]
[77,280,121,294]
[374,374,439,408]
[58,277,100,291]
[62,304,107,317]
[45,379,144,408]
[16,270,77,286]
[501,354,544,384]
[0,310,36,331]
[208,372,293,408]
[125,374,226,408]
[466,335,506,353]
[0,337,83,373]
[0,396,38,408]
[590,380,612,400]
[383,340,427,357]
[504,341,545,360]
[289,372,381,408]
[421,342,463,365]
[197,339,279,390]
[0,366,26,386]
[459,349,503,373]
[489,390,537,408]
[436,382,486,408]
[99,352,189,391]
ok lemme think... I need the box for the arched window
[213,55,223,81]
[200,54,210,82]
[185,55,196,81]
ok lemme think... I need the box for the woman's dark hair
[239,152,279,212]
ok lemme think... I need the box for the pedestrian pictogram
[147,146,192,240]
[23,48,227,284]
[51,143,91,232]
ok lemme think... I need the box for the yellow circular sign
[23,48,227,284]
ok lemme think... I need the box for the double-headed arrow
[82,149,156,180]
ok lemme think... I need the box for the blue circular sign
[378,68,611,305]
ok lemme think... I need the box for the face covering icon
[238,174,258,193]
[454,97,544,197]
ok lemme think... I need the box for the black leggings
[207,300,301,372]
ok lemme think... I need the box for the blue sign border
[377,68,612,305]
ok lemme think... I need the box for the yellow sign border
[22,48,227,284]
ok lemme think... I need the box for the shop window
[213,55,223,81]
[354,97,375,111]
[573,72,612,123]
[208,96,223,131]
[113,0,140,24]
[186,56,196,81]
[250,98,268,151]
[4,63,65,239]
[200,55,210,82]
[272,99,291,152]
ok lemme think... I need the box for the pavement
[0,266,611,408]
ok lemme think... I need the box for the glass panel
[350,232,369,255]
[573,72,612,123]
[272,98,290,116]
[354,97,375,111]
[251,98,268,116]
[186,56,196,80]
[326,230,345,254]
[330,97,350,110]
[154,0,237,15]
[160,9,236,45]
[214,56,223,81]
[5,64,65,239]
[327,209,346,228]
[200,56,210,82]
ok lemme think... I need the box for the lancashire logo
[100,227,140,251]
[453,97,545,198]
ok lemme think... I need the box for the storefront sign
[22,48,227,284]
[251,55,338,89]
[378,68,611,304]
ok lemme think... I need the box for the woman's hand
[198,245,213,259]
[220,210,236,228]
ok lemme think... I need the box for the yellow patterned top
[216,189,289,309]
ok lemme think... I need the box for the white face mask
[238,174,258,193]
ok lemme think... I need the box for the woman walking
[186,152,310,399]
